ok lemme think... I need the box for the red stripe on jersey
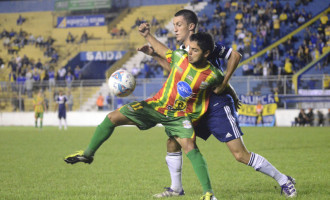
[186,68,213,114]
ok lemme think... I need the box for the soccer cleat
[153,187,185,198]
[200,192,217,200]
[64,150,93,164]
[281,176,297,198]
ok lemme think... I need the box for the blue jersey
[57,95,67,119]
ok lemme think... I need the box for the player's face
[188,41,205,66]
[173,16,190,43]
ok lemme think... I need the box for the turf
[0,126,329,200]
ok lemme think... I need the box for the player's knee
[233,151,250,164]
[167,137,181,152]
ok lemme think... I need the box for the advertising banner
[238,94,277,127]
[80,51,126,61]
[57,15,105,28]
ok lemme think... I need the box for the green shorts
[119,101,195,139]
[35,112,43,119]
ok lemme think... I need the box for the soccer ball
[108,69,136,97]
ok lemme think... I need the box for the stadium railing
[1,74,330,112]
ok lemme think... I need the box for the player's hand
[138,23,150,38]
[137,45,154,56]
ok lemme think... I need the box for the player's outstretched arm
[137,45,171,72]
[138,23,169,60]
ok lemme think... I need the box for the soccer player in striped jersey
[65,31,223,200]
[33,90,46,129]
[139,9,296,198]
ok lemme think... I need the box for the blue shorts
[58,110,66,119]
[195,93,243,142]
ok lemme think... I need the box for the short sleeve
[212,42,232,60]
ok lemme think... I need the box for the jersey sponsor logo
[225,132,232,138]
[182,120,192,129]
[177,81,192,99]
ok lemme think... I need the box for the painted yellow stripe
[237,7,330,68]
[292,50,330,94]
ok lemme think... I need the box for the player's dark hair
[174,9,198,29]
[189,32,214,53]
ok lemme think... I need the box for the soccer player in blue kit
[138,9,297,198]
[55,90,68,130]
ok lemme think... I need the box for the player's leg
[63,112,67,130]
[153,136,184,198]
[64,101,152,165]
[84,109,134,157]
[34,112,38,128]
[39,113,43,129]
[226,138,297,197]
[164,117,216,199]
[175,136,216,199]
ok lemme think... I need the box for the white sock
[59,119,62,130]
[166,152,183,192]
[64,119,67,130]
[248,152,288,186]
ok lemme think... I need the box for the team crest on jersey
[173,99,187,110]
[182,120,192,129]
[177,81,192,99]
[199,81,209,90]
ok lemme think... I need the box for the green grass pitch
[0,126,329,200]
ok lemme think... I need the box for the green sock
[40,121,43,128]
[35,121,37,128]
[186,148,213,194]
[84,116,115,157]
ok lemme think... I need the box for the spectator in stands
[50,51,59,63]
[320,13,328,27]
[297,14,305,26]
[151,16,159,26]
[80,31,88,43]
[316,110,324,127]
[16,14,26,25]
[35,35,44,47]
[199,14,209,26]
[48,67,56,89]
[16,72,26,94]
[28,33,35,45]
[306,108,314,126]
[67,90,74,111]
[25,72,34,98]
[35,58,42,69]
[57,66,66,81]
[106,93,112,110]
[284,58,293,75]
[294,109,308,126]
[65,71,74,88]
[74,65,81,80]
[110,25,119,38]
[66,32,75,43]
[96,93,104,111]
[119,27,127,38]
